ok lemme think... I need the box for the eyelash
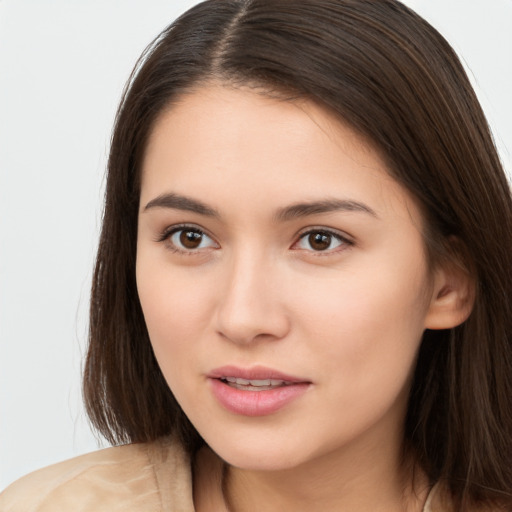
[156,224,353,255]
[156,224,217,255]
[293,227,353,255]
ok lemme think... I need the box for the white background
[0,0,511,490]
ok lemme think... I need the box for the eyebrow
[273,198,377,222]
[143,192,377,220]
[143,193,220,217]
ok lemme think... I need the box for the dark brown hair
[84,0,512,509]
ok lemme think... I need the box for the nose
[214,251,290,345]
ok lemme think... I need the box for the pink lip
[208,365,311,416]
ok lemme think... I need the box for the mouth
[209,365,309,387]
[218,376,295,391]
[208,365,311,416]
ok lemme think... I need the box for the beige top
[0,438,443,511]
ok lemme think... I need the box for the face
[136,85,438,471]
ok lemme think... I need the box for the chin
[221,449,304,472]
[201,429,317,472]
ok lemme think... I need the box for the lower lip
[209,378,310,416]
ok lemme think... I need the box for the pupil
[180,230,202,249]
[309,232,331,251]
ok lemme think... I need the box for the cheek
[294,254,430,389]
[135,256,215,365]
[136,263,218,413]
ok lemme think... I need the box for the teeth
[223,377,287,387]
[252,379,272,386]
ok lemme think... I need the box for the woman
[1,0,511,510]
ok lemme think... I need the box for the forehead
[140,85,420,225]
[143,85,375,171]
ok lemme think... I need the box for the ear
[424,251,475,330]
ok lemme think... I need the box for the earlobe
[424,258,475,330]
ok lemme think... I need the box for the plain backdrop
[0,0,511,490]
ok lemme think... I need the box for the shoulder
[0,438,193,512]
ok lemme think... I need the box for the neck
[193,433,430,512]
[223,439,428,512]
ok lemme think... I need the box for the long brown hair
[83,1,512,509]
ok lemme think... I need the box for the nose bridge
[215,245,289,344]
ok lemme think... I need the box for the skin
[136,85,471,511]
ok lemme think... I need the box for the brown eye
[295,229,347,252]
[308,232,332,251]
[180,230,203,249]
[167,227,217,252]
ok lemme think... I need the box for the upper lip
[208,365,310,383]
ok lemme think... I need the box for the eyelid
[155,223,353,255]
[291,226,354,253]
[156,223,219,253]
